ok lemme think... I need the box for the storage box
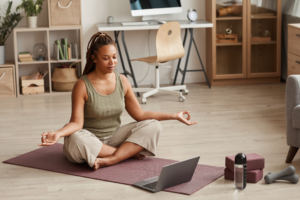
[216,34,238,43]
[48,0,81,27]
[0,65,15,97]
[21,76,44,95]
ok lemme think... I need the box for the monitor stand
[142,15,156,22]
[142,15,159,24]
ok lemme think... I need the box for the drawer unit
[288,52,300,77]
[288,24,300,76]
[288,25,300,56]
[0,62,16,97]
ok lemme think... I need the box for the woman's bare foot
[93,158,110,170]
[131,153,146,160]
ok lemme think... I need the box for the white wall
[2,0,207,86]
[2,0,287,86]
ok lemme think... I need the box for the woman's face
[93,44,117,73]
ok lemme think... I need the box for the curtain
[250,0,277,11]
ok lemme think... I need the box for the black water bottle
[234,153,247,190]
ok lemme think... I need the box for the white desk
[96,20,213,93]
[96,20,212,31]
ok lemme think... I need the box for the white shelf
[14,26,83,97]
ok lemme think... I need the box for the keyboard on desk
[142,181,158,190]
[122,21,149,26]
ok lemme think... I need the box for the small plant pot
[0,45,5,65]
[28,16,37,28]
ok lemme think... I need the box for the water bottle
[234,153,247,190]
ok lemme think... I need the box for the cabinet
[206,0,281,86]
[288,24,300,76]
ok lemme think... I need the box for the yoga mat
[3,143,224,195]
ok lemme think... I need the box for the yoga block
[225,153,265,171]
[224,168,264,183]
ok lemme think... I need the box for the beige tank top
[80,72,125,138]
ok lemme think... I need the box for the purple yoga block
[224,168,263,183]
[225,153,265,172]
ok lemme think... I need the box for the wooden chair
[131,21,188,104]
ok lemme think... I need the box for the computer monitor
[130,0,182,21]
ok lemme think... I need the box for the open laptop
[133,156,200,193]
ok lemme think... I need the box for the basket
[49,0,81,26]
[51,62,79,91]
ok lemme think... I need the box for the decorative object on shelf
[217,2,242,17]
[51,61,79,91]
[107,16,114,24]
[187,8,197,22]
[226,25,233,35]
[18,51,33,62]
[49,0,81,27]
[0,1,23,64]
[33,43,47,61]
[53,40,78,61]
[263,30,271,37]
[16,0,46,28]
[251,30,271,42]
[216,34,238,43]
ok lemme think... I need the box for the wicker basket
[51,62,79,91]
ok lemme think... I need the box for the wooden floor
[1,82,299,200]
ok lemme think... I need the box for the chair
[285,75,300,163]
[131,21,188,104]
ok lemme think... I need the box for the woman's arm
[121,75,197,126]
[38,79,87,146]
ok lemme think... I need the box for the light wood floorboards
[0,82,299,200]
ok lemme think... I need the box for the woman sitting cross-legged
[38,32,198,170]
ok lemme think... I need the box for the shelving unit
[13,6,83,97]
[206,0,281,86]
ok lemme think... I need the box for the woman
[38,32,197,170]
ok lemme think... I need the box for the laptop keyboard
[142,181,158,190]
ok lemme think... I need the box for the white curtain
[250,0,277,11]
[292,0,300,17]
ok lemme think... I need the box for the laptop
[133,156,200,193]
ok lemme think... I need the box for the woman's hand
[175,111,198,126]
[38,131,61,147]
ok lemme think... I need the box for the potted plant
[16,0,45,28]
[0,1,23,64]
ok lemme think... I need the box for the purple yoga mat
[3,143,224,195]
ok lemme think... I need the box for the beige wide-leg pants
[63,119,162,168]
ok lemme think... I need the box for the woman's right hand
[38,131,61,147]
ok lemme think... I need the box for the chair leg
[285,146,299,163]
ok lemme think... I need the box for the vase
[0,45,5,65]
[28,16,37,28]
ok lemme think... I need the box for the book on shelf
[26,68,48,80]
[68,46,71,60]
[61,38,68,60]
[18,51,33,62]
[71,43,78,59]
[27,69,39,80]
[54,40,65,60]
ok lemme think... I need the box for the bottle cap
[235,153,247,165]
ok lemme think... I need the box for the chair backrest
[155,21,185,63]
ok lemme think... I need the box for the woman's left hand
[175,111,198,126]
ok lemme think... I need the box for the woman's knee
[151,120,162,134]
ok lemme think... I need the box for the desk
[96,20,213,95]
